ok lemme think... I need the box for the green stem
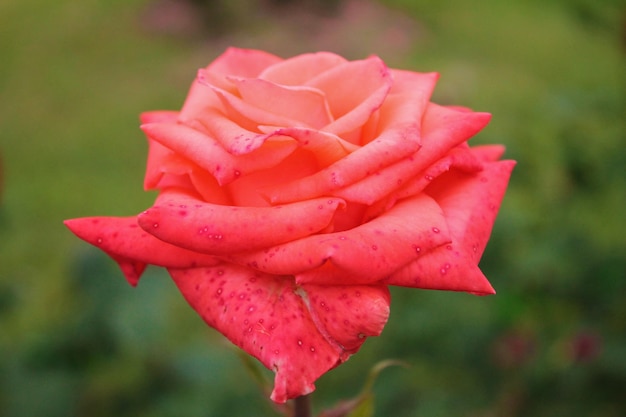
[293,394,312,417]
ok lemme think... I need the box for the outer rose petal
[300,284,390,354]
[385,159,516,293]
[335,104,491,204]
[168,265,390,403]
[64,217,220,286]
[138,195,346,255]
[225,194,451,284]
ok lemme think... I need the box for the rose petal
[178,48,283,122]
[259,52,347,85]
[226,148,320,207]
[301,284,390,353]
[193,107,278,155]
[233,78,333,128]
[140,110,179,124]
[64,216,220,286]
[168,265,390,403]
[138,195,346,255]
[374,70,439,134]
[225,194,451,284]
[178,79,223,123]
[143,139,232,204]
[207,47,283,80]
[265,124,421,204]
[258,127,359,167]
[360,145,486,221]
[385,159,516,293]
[335,104,491,204]
[141,122,297,185]
[211,86,312,130]
[306,56,391,125]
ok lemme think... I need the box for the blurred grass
[1,0,625,416]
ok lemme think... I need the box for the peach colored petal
[320,71,392,137]
[306,56,391,122]
[64,216,220,286]
[225,194,451,284]
[385,159,516,293]
[211,86,316,131]
[207,47,283,79]
[168,266,389,402]
[178,79,224,123]
[259,52,347,85]
[141,122,297,185]
[265,124,421,204]
[138,194,346,255]
[179,48,282,122]
[233,78,333,128]
[368,71,439,135]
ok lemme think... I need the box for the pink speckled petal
[225,194,451,284]
[335,104,491,205]
[385,159,516,293]
[141,122,297,185]
[193,107,278,155]
[301,283,390,354]
[138,193,346,255]
[168,265,389,403]
[64,216,220,286]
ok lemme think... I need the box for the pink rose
[65,47,514,403]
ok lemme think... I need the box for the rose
[65,47,514,403]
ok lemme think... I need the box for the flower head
[65,48,514,402]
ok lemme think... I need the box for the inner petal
[233,78,333,129]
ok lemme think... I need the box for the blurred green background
[1,0,624,416]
